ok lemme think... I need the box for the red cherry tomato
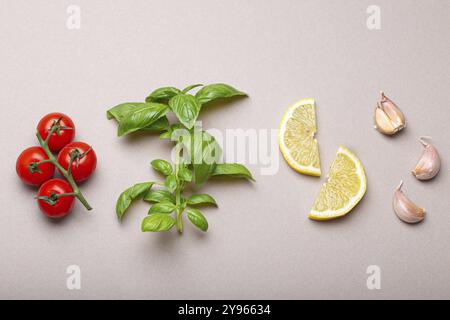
[57,142,97,182]
[37,179,75,218]
[16,146,55,186]
[37,113,75,152]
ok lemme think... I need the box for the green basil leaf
[187,208,208,232]
[180,196,187,208]
[212,163,254,180]
[107,102,146,121]
[189,130,222,185]
[187,194,217,206]
[151,159,173,176]
[141,214,175,232]
[165,174,178,193]
[168,94,201,129]
[116,182,154,220]
[178,164,192,182]
[148,201,176,214]
[107,103,169,133]
[145,87,181,103]
[140,116,169,132]
[195,83,247,105]
[118,103,169,137]
[182,84,203,94]
[159,124,185,140]
[159,131,172,139]
[143,190,175,203]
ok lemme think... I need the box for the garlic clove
[412,137,441,180]
[380,92,405,128]
[374,92,406,135]
[393,181,425,224]
[374,104,396,134]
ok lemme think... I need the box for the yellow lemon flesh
[279,98,321,176]
[309,146,366,220]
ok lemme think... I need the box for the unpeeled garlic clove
[393,181,425,224]
[412,137,441,180]
[374,91,406,135]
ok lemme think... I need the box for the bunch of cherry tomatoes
[16,113,97,218]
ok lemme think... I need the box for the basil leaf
[189,130,222,185]
[141,214,175,232]
[180,196,187,208]
[118,103,169,137]
[159,124,185,140]
[107,103,169,133]
[159,131,172,139]
[145,87,181,103]
[187,194,217,206]
[182,84,203,94]
[148,201,176,214]
[195,83,247,105]
[212,163,254,180]
[107,102,146,121]
[165,174,178,193]
[187,208,208,232]
[116,182,154,220]
[178,164,192,182]
[140,116,169,132]
[151,159,173,176]
[168,94,201,129]
[143,190,175,203]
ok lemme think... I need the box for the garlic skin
[412,137,441,180]
[374,92,406,135]
[393,181,425,224]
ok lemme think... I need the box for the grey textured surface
[0,0,449,299]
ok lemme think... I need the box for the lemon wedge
[279,98,321,176]
[309,146,366,220]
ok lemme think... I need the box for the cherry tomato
[37,113,75,152]
[57,142,97,182]
[16,146,55,186]
[37,179,75,218]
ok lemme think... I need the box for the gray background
[0,0,449,299]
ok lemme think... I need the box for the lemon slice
[279,98,321,176]
[309,146,366,220]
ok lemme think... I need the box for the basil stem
[174,141,183,233]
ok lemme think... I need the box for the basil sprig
[108,83,253,234]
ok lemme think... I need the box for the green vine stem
[36,127,92,211]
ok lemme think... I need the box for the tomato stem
[36,129,92,211]
[36,159,52,165]
[58,192,77,197]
